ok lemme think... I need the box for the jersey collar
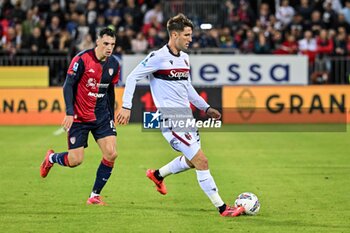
[166,44,180,57]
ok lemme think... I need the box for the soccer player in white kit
[117,13,244,217]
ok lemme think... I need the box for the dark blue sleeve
[63,56,85,115]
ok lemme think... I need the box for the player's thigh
[68,146,85,165]
[96,135,117,160]
[162,131,200,161]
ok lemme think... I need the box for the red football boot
[40,149,54,178]
[146,169,167,195]
[86,196,106,205]
[220,206,245,217]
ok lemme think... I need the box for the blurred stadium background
[0,0,349,232]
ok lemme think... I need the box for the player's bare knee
[69,159,83,167]
[191,150,209,170]
[105,150,117,161]
[185,157,195,168]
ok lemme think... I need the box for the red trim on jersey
[102,158,115,168]
[172,131,190,146]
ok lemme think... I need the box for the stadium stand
[0,0,350,85]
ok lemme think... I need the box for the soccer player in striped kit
[40,28,120,205]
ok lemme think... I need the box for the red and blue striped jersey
[63,49,120,123]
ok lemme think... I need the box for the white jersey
[122,45,210,112]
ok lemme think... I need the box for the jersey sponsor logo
[108,68,114,76]
[97,83,109,88]
[169,70,189,79]
[86,78,97,89]
[73,62,79,72]
[88,92,105,98]
[88,68,95,73]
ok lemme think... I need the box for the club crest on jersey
[169,60,173,65]
[108,68,114,76]
[185,132,192,141]
[70,137,76,145]
[184,59,189,67]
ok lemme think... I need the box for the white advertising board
[121,55,308,86]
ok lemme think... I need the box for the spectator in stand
[274,33,298,54]
[27,26,47,54]
[322,1,338,29]
[131,31,148,54]
[287,13,304,35]
[276,0,295,29]
[22,9,40,40]
[115,27,131,54]
[254,32,271,54]
[66,11,79,39]
[241,29,255,54]
[192,29,208,49]
[46,0,65,28]
[12,0,26,23]
[333,27,348,56]
[46,15,62,50]
[77,33,94,51]
[335,13,350,33]
[296,0,313,24]
[143,3,163,25]
[298,30,317,65]
[206,28,220,48]
[1,26,21,55]
[307,10,325,35]
[104,0,122,27]
[220,26,235,49]
[124,0,143,27]
[58,29,71,52]
[124,13,140,33]
[236,0,255,28]
[142,15,162,36]
[325,0,343,13]
[146,26,164,49]
[317,29,334,55]
[270,30,284,52]
[258,3,271,29]
[341,0,350,24]
[86,0,98,26]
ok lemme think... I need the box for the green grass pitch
[0,124,349,233]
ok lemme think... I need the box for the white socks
[196,170,224,208]
[159,155,190,178]
[90,192,100,198]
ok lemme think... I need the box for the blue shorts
[67,119,116,149]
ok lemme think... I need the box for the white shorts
[162,130,201,160]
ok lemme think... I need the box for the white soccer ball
[234,192,260,215]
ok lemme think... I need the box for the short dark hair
[99,27,116,38]
[167,13,193,34]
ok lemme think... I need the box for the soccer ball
[234,192,260,215]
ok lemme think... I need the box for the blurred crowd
[0,0,350,62]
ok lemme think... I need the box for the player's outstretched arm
[116,108,131,125]
[206,107,221,120]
